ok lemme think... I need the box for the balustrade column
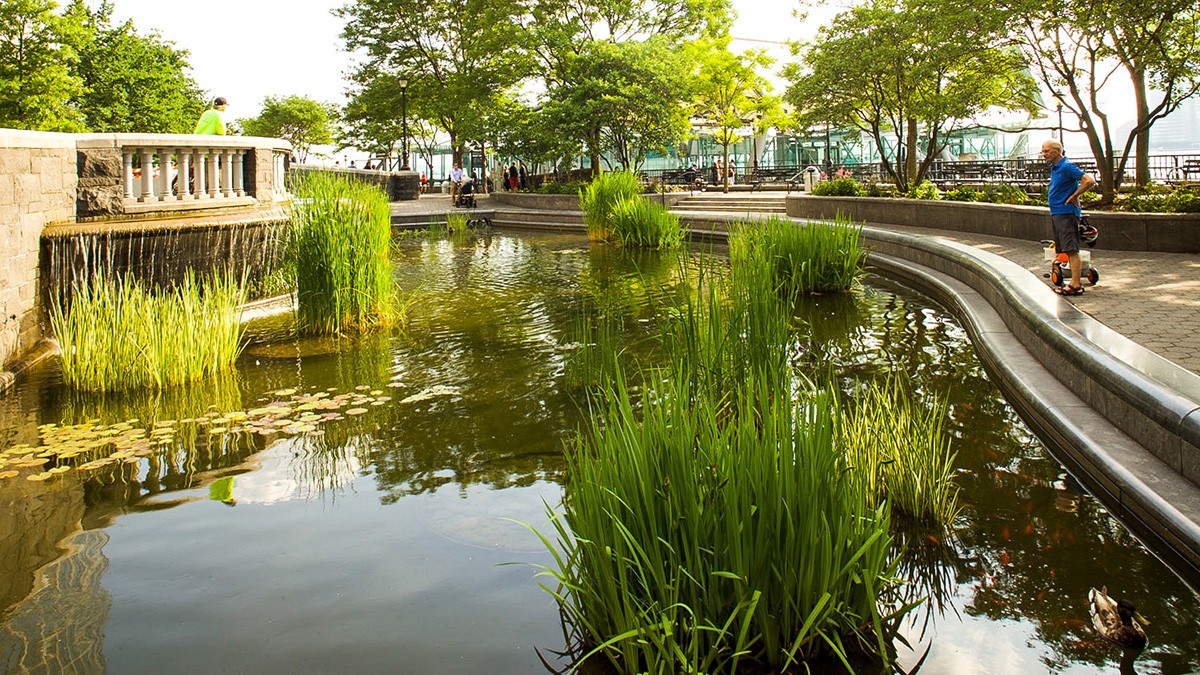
[192,150,206,198]
[206,150,220,199]
[156,147,174,202]
[122,152,135,199]
[232,150,246,197]
[177,150,192,199]
[139,149,155,202]
[221,149,235,198]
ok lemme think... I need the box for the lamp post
[399,78,410,170]
[1052,90,1064,141]
[824,122,833,173]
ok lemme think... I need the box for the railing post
[193,149,206,198]
[206,150,220,199]
[139,148,155,202]
[122,151,135,200]
[156,147,173,202]
[177,149,192,199]
[233,150,246,197]
[221,149,235,198]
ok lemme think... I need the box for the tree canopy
[0,0,83,131]
[785,0,1037,190]
[241,95,336,161]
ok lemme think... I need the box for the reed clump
[290,171,395,334]
[609,197,684,249]
[579,171,642,242]
[51,271,245,392]
[730,214,866,294]
[538,377,908,674]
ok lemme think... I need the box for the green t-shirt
[194,108,226,135]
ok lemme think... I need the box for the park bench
[747,167,804,192]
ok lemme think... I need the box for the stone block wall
[0,130,76,370]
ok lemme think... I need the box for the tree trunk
[1131,67,1151,187]
[722,143,730,193]
[588,128,602,178]
[904,117,918,191]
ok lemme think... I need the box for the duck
[1089,586,1149,650]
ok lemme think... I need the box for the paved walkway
[391,193,1200,375]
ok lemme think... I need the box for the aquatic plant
[839,378,961,525]
[50,270,245,392]
[609,197,684,249]
[289,171,395,334]
[535,376,909,674]
[730,214,866,294]
[579,170,642,242]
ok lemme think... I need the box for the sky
[98,0,1139,151]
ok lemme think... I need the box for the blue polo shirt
[1048,157,1084,216]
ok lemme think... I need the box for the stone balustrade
[76,134,292,218]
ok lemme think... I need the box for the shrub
[290,171,395,334]
[1120,185,1200,213]
[864,181,900,198]
[52,271,245,392]
[729,214,866,294]
[579,171,642,241]
[979,183,1036,206]
[906,180,941,200]
[533,180,588,195]
[609,197,684,249]
[811,176,861,196]
[943,185,981,202]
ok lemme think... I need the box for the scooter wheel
[1087,268,1099,285]
[1050,270,1063,286]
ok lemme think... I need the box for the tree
[691,36,779,192]
[785,0,1036,190]
[0,0,83,131]
[338,0,529,165]
[241,95,336,161]
[340,72,407,169]
[1008,0,1200,198]
[542,39,693,172]
[61,0,205,133]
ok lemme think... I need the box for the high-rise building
[1151,97,1200,152]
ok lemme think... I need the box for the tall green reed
[536,376,907,674]
[840,378,961,525]
[609,197,684,249]
[51,270,245,392]
[730,214,866,294]
[579,171,642,242]
[290,171,395,334]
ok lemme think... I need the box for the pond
[0,229,1197,674]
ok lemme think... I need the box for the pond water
[0,229,1197,674]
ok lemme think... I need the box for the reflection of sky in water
[0,231,1197,673]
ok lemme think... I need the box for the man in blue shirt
[1041,139,1097,295]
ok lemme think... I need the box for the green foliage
[62,0,205,133]
[840,379,961,525]
[0,0,84,131]
[531,180,588,195]
[810,176,861,196]
[942,185,981,202]
[579,171,642,241]
[51,271,245,392]
[729,215,866,294]
[289,172,395,334]
[543,38,694,171]
[784,0,1037,190]
[905,180,942,200]
[240,95,335,161]
[864,181,900,198]
[608,197,684,249]
[1120,184,1200,213]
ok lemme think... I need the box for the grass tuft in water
[579,171,642,242]
[51,270,245,392]
[290,171,395,334]
[536,375,909,674]
[840,378,961,525]
[609,197,684,249]
[730,214,866,294]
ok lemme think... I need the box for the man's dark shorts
[1052,213,1080,253]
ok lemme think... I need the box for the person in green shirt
[194,97,228,135]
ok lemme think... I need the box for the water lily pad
[346,408,369,416]
[0,470,19,479]
[48,466,71,475]
[26,472,52,482]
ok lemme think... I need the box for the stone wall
[290,165,420,201]
[787,195,1200,253]
[0,130,76,373]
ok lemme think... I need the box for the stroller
[1042,216,1100,287]
[454,179,477,209]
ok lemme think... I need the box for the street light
[399,78,410,170]
[1052,90,1064,141]
[824,122,833,173]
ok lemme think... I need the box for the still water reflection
[0,230,1196,674]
